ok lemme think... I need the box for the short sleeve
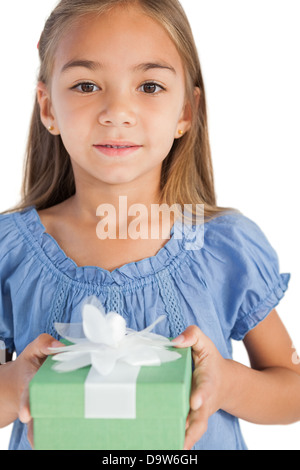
[201,213,291,342]
[0,213,21,354]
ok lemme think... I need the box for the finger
[189,363,208,411]
[33,334,62,357]
[184,406,209,450]
[185,417,189,430]
[172,326,209,353]
[191,359,218,412]
[190,391,203,412]
[19,385,31,424]
[189,385,204,418]
[27,420,34,449]
[19,335,63,423]
[19,385,34,448]
[23,334,62,365]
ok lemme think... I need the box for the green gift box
[30,346,192,450]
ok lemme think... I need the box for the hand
[16,334,62,448]
[173,326,228,450]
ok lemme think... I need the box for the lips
[96,141,141,147]
[102,145,132,149]
[93,141,142,157]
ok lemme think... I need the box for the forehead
[53,5,184,76]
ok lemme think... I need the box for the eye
[139,82,165,94]
[72,82,100,93]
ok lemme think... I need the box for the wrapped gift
[30,298,192,450]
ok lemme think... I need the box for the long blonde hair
[4,0,238,221]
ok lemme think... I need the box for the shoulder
[185,210,284,282]
[0,210,18,228]
[204,210,266,239]
[0,207,36,264]
[0,211,19,252]
[203,210,277,258]
[182,210,274,254]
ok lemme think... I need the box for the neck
[66,168,167,238]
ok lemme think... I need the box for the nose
[98,92,137,128]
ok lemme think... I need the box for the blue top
[0,206,290,450]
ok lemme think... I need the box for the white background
[0,0,299,450]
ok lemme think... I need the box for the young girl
[0,0,299,451]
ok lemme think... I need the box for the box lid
[30,346,192,419]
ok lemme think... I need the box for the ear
[36,81,60,135]
[175,87,201,139]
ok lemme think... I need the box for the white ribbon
[50,296,181,418]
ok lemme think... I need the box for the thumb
[22,334,62,367]
[172,325,211,355]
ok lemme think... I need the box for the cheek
[145,127,176,167]
[149,109,179,151]
[54,108,87,161]
[57,106,93,154]
[52,88,91,136]
[147,96,183,135]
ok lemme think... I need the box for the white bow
[50,297,181,376]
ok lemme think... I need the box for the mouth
[93,141,142,157]
[103,145,132,148]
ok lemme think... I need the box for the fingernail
[172,335,185,345]
[192,395,203,411]
[49,341,63,349]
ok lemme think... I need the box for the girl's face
[38,5,192,190]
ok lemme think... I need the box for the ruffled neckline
[16,206,188,286]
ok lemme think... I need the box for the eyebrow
[133,62,176,75]
[61,59,176,75]
[61,59,101,73]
